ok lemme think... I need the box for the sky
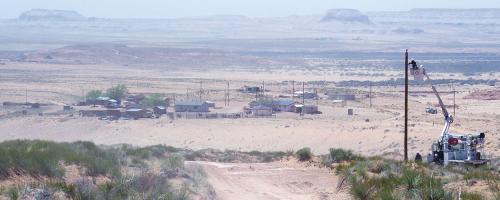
[1,0,500,19]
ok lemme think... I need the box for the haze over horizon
[2,0,500,19]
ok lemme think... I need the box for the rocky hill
[321,9,371,24]
[18,9,86,21]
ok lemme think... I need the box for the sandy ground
[0,62,499,199]
[186,160,350,200]
[0,63,499,157]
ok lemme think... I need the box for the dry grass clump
[0,140,215,200]
[332,154,500,200]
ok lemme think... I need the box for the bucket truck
[410,61,489,166]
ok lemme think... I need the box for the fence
[166,112,276,120]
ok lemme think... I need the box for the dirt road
[186,161,351,200]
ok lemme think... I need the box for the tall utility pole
[292,80,295,100]
[199,81,203,101]
[404,49,409,162]
[226,81,230,106]
[315,88,319,106]
[255,87,258,101]
[302,82,305,105]
[262,81,265,97]
[369,82,372,108]
[453,83,456,118]
[25,88,28,105]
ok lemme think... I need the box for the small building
[63,105,73,111]
[272,99,296,112]
[175,101,209,112]
[106,109,121,119]
[293,91,317,99]
[96,96,111,104]
[79,110,107,117]
[153,106,167,115]
[124,101,140,109]
[87,96,110,105]
[302,105,320,114]
[247,105,273,117]
[328,94,356,101]
[249,98,274,108]
[126,94,145,104]
[125,108,148,119]
[241,86,261,93]
[105,99,120,108]
[164,98,171,107]
[205,101,216,108]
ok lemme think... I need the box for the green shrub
[460,192,483,200]
[400,168,422,198]
[48,181,76,198]
[0,140,205,200]
[295,148,312,161]
[329,148,359,163]
[376,188,398,200]
[349,176,376,200]
[6,187,19,200]
[161,155,185,178]
[123,144,174,159]
[97,182,114,200]
[86,90,102,101]
[0,140,121,179]
[106,84,127,101]
[142,93,166,107]
[463,166,498,182]
[417,174,452,200]
[74,179,97,200]
[368,159,387,174]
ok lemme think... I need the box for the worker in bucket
[409,59,418,70]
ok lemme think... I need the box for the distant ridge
[321,9,371,24]
[19,9,86,21]
[410,8,500,12]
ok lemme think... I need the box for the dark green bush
[0,140,120,179]
[460,192,483,200]
[329,148,359,162]
[6,187,19,200]
[295,147,312,161]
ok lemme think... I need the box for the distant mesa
[195,15,250,21]
[321,9,372,24]
[19,9,86,21]
[392,27,425,34]
[410,8,500,12]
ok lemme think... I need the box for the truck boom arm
[421,69,453,138]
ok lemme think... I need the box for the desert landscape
[0,7,499,200]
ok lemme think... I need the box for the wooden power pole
[302,82,305,105]
[404,49,409,162]
[262,81,265,97]
[369,82,372,108]
[453,83,456,118]
[199,81,202,101]
[226,81,230,106]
